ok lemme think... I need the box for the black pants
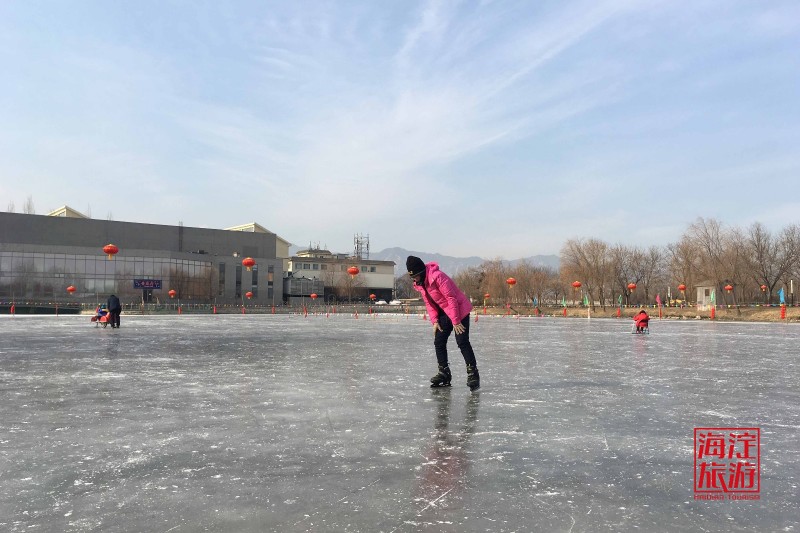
[434,314,477,368]
[108,310,121,327]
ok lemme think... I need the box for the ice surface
[1,313,798,532]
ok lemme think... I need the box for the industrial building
[286,246,395,304]
[0,208,284,306]
[1,208,396,308]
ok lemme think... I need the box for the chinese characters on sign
[133,279,162,290]
[694,427,760,500]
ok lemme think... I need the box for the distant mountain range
[288,245,559,277]
[371,247,560,277]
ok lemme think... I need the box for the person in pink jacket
[407,256,480,391]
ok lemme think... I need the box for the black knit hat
[406,256,426,277]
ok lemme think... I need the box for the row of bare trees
[400,218,800,310]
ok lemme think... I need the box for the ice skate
[466,364,480,391]
[430,365,452,388]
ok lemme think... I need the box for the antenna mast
[354,233,370,259]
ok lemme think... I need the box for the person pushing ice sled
[407,256,480,391]
[633,309,650,333]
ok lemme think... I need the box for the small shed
[695,281,716,310]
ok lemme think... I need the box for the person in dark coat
[107,294,122,328]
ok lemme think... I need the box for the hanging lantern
[242,257,256,271]
[168,289,177,299]
[347,266,360,278]
[724,284,733,293]
[369,293,376,301]
[310,293,318,300]
[66,285,76,294]
[627,283,637,292]
[678,284,686,292]
[484,293,490,299]
[760,284,767,292]
[572,281,582,289]
[245,291,253,299]
[506,277,517,288]
[103,244,119,260]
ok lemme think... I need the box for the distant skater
[407,256,480,391]
[633,309,649,333]
[107,294,122,328]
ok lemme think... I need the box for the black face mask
[411,273,425,285]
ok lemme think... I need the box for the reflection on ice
[0,314,798,532]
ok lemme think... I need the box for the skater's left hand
[453,323,466,335]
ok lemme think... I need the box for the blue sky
[1,1,798,258]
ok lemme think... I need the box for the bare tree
[747,222,798,304]
[7,200,15,212]
[560,238,609,310]
[718,227,750,314]
[394,273,416,299]
[687,217,727,293]
[608,244,634,305]
[453,266,483,303]
[667,235,699,303]
[23,196,35,214]
[633,246,667,303]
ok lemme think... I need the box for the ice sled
[91,313,110,327]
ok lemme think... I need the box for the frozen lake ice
[1,313,798,532]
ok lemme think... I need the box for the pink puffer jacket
[412,262,473,325]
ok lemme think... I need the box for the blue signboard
[133,279,162,290]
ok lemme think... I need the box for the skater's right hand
[433,322,443,334]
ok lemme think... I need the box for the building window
[235,265,242,298]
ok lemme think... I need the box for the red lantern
[506,277,517,287]
[310,293,318,300]
[168,289,177,299]
[66,285,76,294]
[369,294,376,301]
[678,284,686,292]
[484,293,490,299]
[724,284,733,293]
[245,291,253,299]
[242,257,256,271]
[103,243,119,260]
[627,283,637,292]
[347,266,360,278]
[760,285,767,292]
[572,281,582,289]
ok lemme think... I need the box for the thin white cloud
[2,1,797,257]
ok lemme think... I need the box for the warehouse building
[0,208,286,306]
